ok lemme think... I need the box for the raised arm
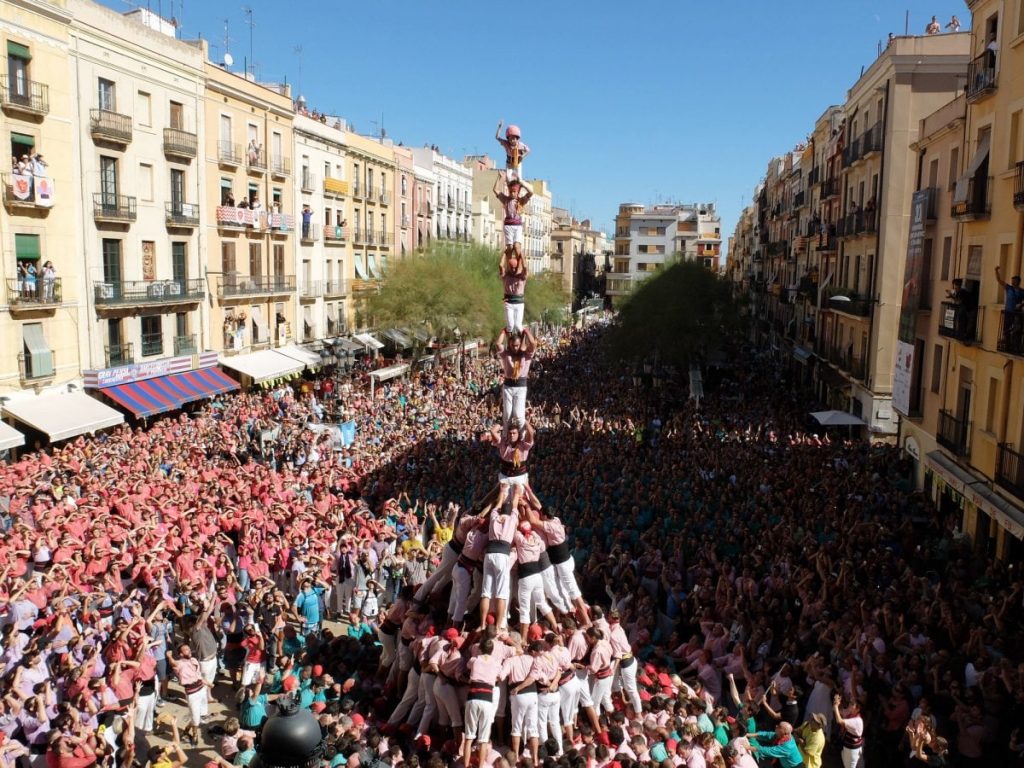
[495,121,504,142]
[522,327,537,354]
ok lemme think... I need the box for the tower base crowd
[0,321,1021,768]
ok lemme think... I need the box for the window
[169,101,184,130]
[1010,110,1022,169]
[272,188,282,208]
[141,316,162,357]
[220,178,233,205]
[172,242,187,282]
[927,158,939,189]
[221,242,236,273]
[948,146,959,189]
[931,344,943,393]
[1018,0,1024,36]
[136,91,151,126]
[10,132,35,166]
[248,243,262,277]
[101,239,122,284]
[137,163,153,202]
[98,78,116,111]
[7,41,31,101]
[219,114,231,143]
[22,322,54,379]
[324,207,332,226]
[986,376,1000,432]
[401,175,408,195]
[175,312,188,339]
[324,161,331,179]
[100,156,119,201]
[273,244,285,276]
[271,131,282,162]
[941,237,952,281]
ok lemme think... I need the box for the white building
[524,179,552,274]
[411,146,472,244]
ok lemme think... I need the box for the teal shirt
[752,734,804,768]
[240,693,268,728]
[235,749,257,767]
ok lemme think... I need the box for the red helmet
[506,124,521,139]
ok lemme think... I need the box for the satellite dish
[223,52,234,67]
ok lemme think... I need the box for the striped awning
[103,368,240,417]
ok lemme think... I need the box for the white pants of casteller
[504,302,524,334]
[510,690,539,739]
[415,544,459,602]
[517,571,550,622]
[464,697,497,743]
[450,563,481,622]
[482,552,511,601]
[590,673,614,713]
[553,558,582,602]
[378,629,398,669]
[135,692,155,733]
[412,672,438,736]
[388,667,420,725]
[434,676,464,728]
[614,658,642,714]
[559,674,589,725]
[541,565,569,614]
[502,385,527,428]
[842,746,864,768]
[538,690,561,746]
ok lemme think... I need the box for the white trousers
[517,570,550,623]
[450,564,482,622]
[504,301,524,334]
[411,672,438,735]
[378,629,398,669]
[135,692,156,733]
[186,688,205,727]
[464,697,497,742]
[415,544,459,602]
[538,690,561,745]
[510,690,539,738]
[388,667,420,725]
[590,673,614,713]
[501,385,527,428]
[482,552,511,600]
[553,558,582,602]
[242,661,263,686]
[842,747,864,768]
[559,675,584,725]
[541,565,570,614]
[434,676,464,728]
[613,658,642,714]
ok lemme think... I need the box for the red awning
[103,367,239,417]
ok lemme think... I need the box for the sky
[110,0,971,246]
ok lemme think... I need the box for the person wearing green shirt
[750,722,806,768]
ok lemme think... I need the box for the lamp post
[249,697,325,768]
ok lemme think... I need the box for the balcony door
[102,239,122,285]
[97,78,116,112]
[170,168,184,212]
[172,242,187,283]
[100,156,118,207]
[7,47,29,100]
[169,101,184,130]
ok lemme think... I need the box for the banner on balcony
[10,172,32,201]
[216,206,253,226]
[893,189,930,415]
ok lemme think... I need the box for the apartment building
[891,0,1024,561]
[411,146,472,246]
[524,179,552,274]
[204,61,295,357]
[412,159,435,253]
[607,202,722,300]
[464,155,501,250]
[394,147,414,258]
[294,113,351,341]
[1,0,80,402]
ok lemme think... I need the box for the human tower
[379,124,642,767]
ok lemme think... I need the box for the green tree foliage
[604,261,738,367]
[366,243,568,342]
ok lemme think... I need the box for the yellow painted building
[895,0,1024,561]
[203,61,295,354]
[1,0,79,398]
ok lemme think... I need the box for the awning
[926,450,979,495]
[219,349,304,384]
[381,328,413,348]
[3,392,124,443]
[8,41,31,60]
[368,254,379,279]
[369,363,410,382]
[0,422,25,452]
[22,323,54,378]
[953,131,991,203]
[810,409,865,426]
[354,257,367,280]
[966,483,1024,541]
[274,344,323,369]
[102,367,240,418]
[404,327,431,344]
[332,337,363,355]
[15,234,41,261]
[354,333,384,350]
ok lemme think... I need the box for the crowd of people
[1,315,1023,768]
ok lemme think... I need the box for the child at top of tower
[496,121,530,183]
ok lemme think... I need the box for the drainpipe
[73,32,96,373]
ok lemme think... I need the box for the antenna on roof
[242,6,255,78]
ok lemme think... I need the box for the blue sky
[113,0,970,244]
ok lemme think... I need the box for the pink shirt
[488,510,520,544]
[467,654,502,686]
[438,648,465,679]
[536,517,566,546]
[501,654,534,685]
[497,438,532,467]
[530,652,560,685]
[567,631,588,662]
[550,645,572,672]
[497,195,524,226]
[607,622,631,657]
[462,528,488,561]
[587,640,613,674]
[513,529,545,564]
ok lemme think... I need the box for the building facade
[524,179,552,274]
[204,61,295,354]
[411,146,471,246]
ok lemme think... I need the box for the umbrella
[810,410,866,426]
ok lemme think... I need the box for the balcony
[217,274,295,298]
[218,141,242,166]
[807,167,820,186]
[966,51,997,102]
[163,127,197,159]
[0,76,49,117]
[861,123,882,158]
[996,444,1024,500]
[323,177,348,198]
[247,148,267,174]
[377,231,392,246]
[921,186,939,221]
[402,214,411,228]
[1014,162,1024,211]
[842,139,860,168]
[997,310,1024,356]
[2,173,54,211]
[173,333,197,356]
[324,225,348,244]
[105,342,135,369]
[796,276,818,303]
[351,181,363,199]
[840,215,856,239]
[365,186,376,203]
[951,177,992,220]
[793,191,805,209]
[6,277,62,309]
[937,409,971,457]
[815,234,837,252]
[300,222,321,243]
[141,332,163,357]
[165,202,199,228]
[365,230,376,245]
[821,178,839,199]
[849,356,866,381]
[271,157,291,178]
[93,193,137,223]
[18,351,55,382]
[89,108,132,145]
[351,228,365,244]
[938,301,978,342]
[378,190,391,205]
[300,281,323,300]
[323,279,348,297]
[827,294,872,317]
[93,279,205,307]
[301,171,317,193]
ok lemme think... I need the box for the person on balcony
[926,15,941,34]
[995,265,1024,347]
[247,139,262,166]
[301,205,313,239]
[42,261,56,302]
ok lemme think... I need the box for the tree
[604,260,739,368]
[366,243,568,344]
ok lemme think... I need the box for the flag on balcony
[35,177,54,207]
[216,206,253,226]
[11,172,32,201]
